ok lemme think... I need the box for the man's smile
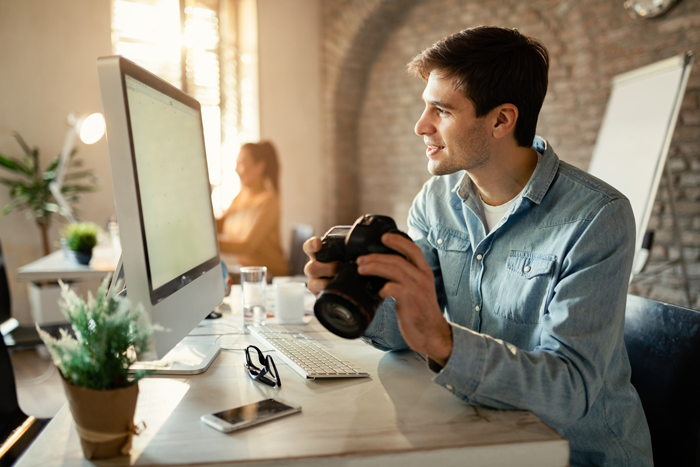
[425,141,445,157]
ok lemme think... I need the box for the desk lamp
[48,113,105,223]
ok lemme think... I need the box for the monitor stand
[128,336,221,376]
[108,255,222,376]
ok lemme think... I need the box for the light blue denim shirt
[363,137,653,467]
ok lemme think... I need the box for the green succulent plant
[62,222,100,254]
[37,277,158,390]
[0,131,99,255]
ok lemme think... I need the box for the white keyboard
[248,324,369,380]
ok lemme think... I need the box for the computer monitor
[97,56,224,374]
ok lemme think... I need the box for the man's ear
[491,104,518,140]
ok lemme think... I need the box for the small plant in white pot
[37,277,157,459]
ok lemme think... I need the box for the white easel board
[587,52,693,255]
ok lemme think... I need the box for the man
[304,26,652,466]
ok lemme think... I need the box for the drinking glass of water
[240,266,267,327]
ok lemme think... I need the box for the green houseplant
[37,277,157,459]
[62,222,100,265]
[0,131,98,256]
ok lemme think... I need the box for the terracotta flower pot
[61,379,140,459]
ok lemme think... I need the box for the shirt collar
[453,136,559,206]
[522,136,559,205]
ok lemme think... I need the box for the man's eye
[437,108,449,115]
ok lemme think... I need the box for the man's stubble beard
[427,120,491,176]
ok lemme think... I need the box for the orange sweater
[218,189,289,277]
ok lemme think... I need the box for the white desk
[14,317,569,466]
[15,244,118,283]
[15,244,118,324]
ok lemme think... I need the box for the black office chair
[0,238,17,334]
[0,327,49,467]
[288,224,314,276]
[0,238,52,465]
[624,294,700,466]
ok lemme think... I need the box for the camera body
[313,214,411,339]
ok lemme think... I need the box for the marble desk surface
[14,318,569,467]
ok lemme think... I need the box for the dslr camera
[313,214,411,339]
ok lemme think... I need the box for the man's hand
[302,237,340,296]
[356,233,453,366]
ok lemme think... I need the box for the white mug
[275,282,307,324]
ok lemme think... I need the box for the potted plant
[62,222,100,265]
[37,277,157,459]
[0,131,99,256]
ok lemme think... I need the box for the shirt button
[524,266,531,272]
[437,238,443,244]
[475,305,480,311]
[476,254,483,260]
[446,384,454,390]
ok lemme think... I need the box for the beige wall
[257,0,326,249]
[0,0,325,323]
[0,0,114,324]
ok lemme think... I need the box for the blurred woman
[217,142,289,278]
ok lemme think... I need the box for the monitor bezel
[117,56,220,306]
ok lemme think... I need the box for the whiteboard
[587,52,693,255]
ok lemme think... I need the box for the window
[111,0,259,216]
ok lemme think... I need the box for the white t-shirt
[479,193,518,233]
[479,151,542,233]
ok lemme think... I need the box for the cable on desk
[191,332,246,337]
[217,342,278,354]
[195,322,244,331]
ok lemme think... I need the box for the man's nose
[415,109,434,136]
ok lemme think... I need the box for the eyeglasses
[244,345,281,388]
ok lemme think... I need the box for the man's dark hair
[407,26,549,148]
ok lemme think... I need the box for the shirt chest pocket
[492,251,557,324]
[428,226,470,297]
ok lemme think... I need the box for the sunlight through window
[111,0,259,218]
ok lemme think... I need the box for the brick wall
[321,0,420,226]
[322,0,700,308]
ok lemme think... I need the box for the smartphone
[201,398,301,433]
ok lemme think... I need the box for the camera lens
[314,294,367,339]
[314,263,383,339]
[327,304,355,325]
[313,215,411,339]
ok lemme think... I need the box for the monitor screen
[99,55,224,365]
[124,75,219,303]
